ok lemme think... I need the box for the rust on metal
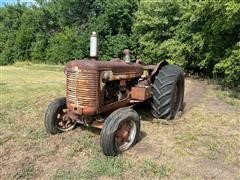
[115,120,132,146]
[143,65,156,70]
[64,58,163,125]
[56,108,76,129]
[131,86,152,101]
[150,61,168,82]
[65,59,144,117]
[66,68,99,116]
[99,96,130,113]
[65,59,144,74]
[91,120,104,129]
[66,109,79,120]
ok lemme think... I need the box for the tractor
[44,32,185,156]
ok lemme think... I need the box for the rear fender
[150,61,168,83]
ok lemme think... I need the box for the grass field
[0,64,239,179]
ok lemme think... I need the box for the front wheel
[44,97,77,134]
[100,108,140,156]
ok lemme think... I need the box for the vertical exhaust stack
[90,32,98,59]
[123,49,130,63]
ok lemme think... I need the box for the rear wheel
[151,64,184,120]
[100,108,140,156]
[44,97,77,134]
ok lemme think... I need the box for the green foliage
[30,33,48,62]
[87,0,138,60]
[0,4,27,65]
[46,27,87,64]
[133,0,240,86]
[100,34,137,60]
[0,0,239,86]
[48,0,96,27]
[133,0,181,63]
[214,42,240,86]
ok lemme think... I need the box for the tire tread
[151,64,184,120]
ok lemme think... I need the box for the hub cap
[56,108,76,131]
[115,119,136,151]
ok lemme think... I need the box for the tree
[133,0,181,63]
[0,4,27,64]
[0,0,239,86]
[46,27,88,64]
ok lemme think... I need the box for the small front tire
[100,108,140,156]
[44,97,76,134]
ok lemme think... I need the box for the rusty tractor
[44,32,185,156]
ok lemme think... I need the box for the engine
[65,59,144,116]
[104,81,121,105]
[103,78,139,105]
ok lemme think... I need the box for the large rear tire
[100,108,140,156]
[151,64,184,120]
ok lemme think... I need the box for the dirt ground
[131,78,240,179]
[0,66,239,179]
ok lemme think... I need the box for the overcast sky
[0,0,35,7]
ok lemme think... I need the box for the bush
[46,27,87,64]
[214,42,240,87]
[0,0,239,87]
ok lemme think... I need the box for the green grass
[84,157,125,178]
[13,61,33,67]
[67,132,100,157]
[175,132,198,149]
[203,138,221,160]
[140,159,174,178]
[214,89,240,106]
[1,64,239,179]
[13,61,64,71]
[0,134,14,146]
[51,169,80,180]
[1,65,65,178]
[13,164,36,179]
[206,80,240,105]
[27,64,64,72]
[52,157,125,179]
[24,127,47,140]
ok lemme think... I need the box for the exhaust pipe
[90,32,98,59]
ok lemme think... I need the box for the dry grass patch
[51,156,125,179]
[1,65,239,179]
[139,159,174,178]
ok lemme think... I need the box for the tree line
[0,0,239,86]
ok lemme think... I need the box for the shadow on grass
[133,101,153,121]
[133,100,188,121]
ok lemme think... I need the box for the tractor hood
[65,59,144,75]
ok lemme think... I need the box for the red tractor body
[65,59,144,117]
[44,32,185,156]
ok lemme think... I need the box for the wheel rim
[56,107,76,131]
[115,119,137,151]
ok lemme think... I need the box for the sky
[0,0,35,7]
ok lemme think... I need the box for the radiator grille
[66,70,98,107]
